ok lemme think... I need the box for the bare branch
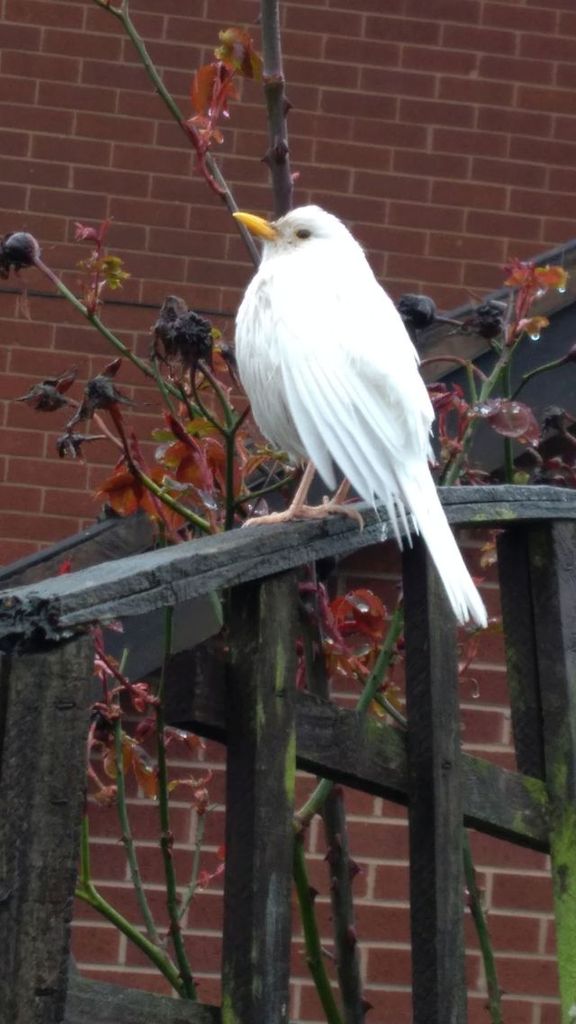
[260,0,293,217]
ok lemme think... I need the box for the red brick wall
[0,0,569,1019]
[2,0,576,559]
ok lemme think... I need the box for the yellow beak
[233,211,279,241]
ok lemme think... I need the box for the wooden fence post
[0,636,93,1024]
[221,571,298,1024]
[497,528,545,778]
[403,538,467,1024]
[527,521,576,1020]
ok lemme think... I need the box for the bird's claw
[242,499,364,529]
[321,497,364,529]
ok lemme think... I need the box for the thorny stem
[113,716,162,948]
[298,572,363,1023]
[76,815,184,994]
[322,790,365,1024]
[260,0,293,217]
[293,837,345,1024]
[463,834,503,1024]
[91,0,260,267]
[155,607,197,999]
[34,256,160,384]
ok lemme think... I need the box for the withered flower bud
[0,231,41,278]
[397,293,437,330]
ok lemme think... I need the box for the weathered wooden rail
[1,485,575,1024]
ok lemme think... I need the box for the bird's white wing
[264,248,487,627]
[266,249,433,536]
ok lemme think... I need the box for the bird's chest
[235,278,305,459]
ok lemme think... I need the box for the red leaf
[504,259,535,289]
[472,398,540,445]
[97,466,159,520]
[191,64,218,116]
[535,264,568,292]
[75,219,111,246]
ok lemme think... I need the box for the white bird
[233,205,487,628]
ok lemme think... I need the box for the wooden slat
[497,528,545,778]
[0,510,154,589]
[221,571,298,1024]
[165,654,550,850]
[527,521,576,1020]
[65,976,220,1024]
[403,538,467,1024]
[0,637,93,1024]
[2,486,576,645]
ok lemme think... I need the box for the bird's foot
[243,498,363,529]
[321,495,364,529]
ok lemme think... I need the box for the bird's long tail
[396,467,488,628]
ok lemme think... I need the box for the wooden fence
[1,485,576,1024]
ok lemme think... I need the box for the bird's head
[233,205,356,261]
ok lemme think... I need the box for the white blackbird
[233,205,487,628]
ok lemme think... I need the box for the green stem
[233,471,295,509]
[296,603,404,827]
[131,465,212,535]
[502,361,514,484]
[420,355,488,390]
[463,834,503,1024]
[293,838,344,1024]
[198,360,235,431]
[177,384,203,424]
[35,257,159,381]
[34,256,193,412]
[155,608,197,999]
[224,432,236,532]
[113,718,162,947]
[465,361,479,405]
[178,812,208,922]
[190,376,225,435]
[76,815,184,994]
[441,340,517,486]
[511,354,569,400]
[150,354,177,415]
[230,404,251,436]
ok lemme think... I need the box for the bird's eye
[295,228,311,240]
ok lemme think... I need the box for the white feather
[235,206,487,628]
